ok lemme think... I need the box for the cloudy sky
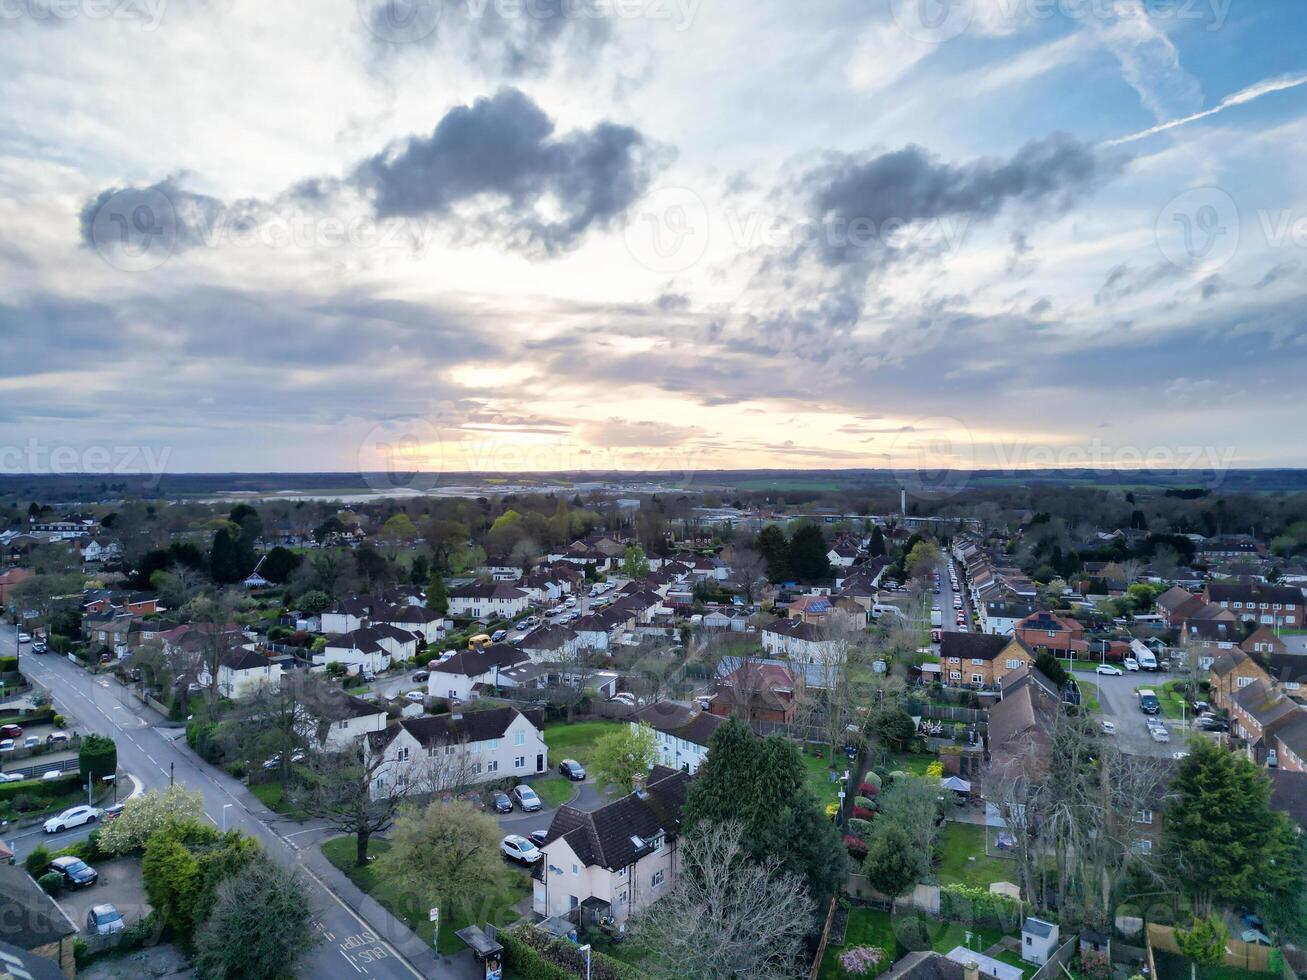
[3,0,1307,477]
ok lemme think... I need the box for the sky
[3,0,1307,479]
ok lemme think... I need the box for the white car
[16,633,31,644]
[0,772,24,783]
[1124,657,1140,671]
[41,769,62,780]
[404,690,424,704]
[1100,720,1117,736]
[564,598,577,607]
[1150,725,1170,743]
[0,740,13,754]
[1096,664,1124,676]
[608,692,636,706]
[44,805,102,834]
[501,834,542,864]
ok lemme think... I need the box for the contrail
[1103,71,1307,147]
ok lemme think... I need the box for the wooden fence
[1148,923,1274,973]
[1029,937,1078,980]
[809,896,839,980]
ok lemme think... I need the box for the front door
[537,753,544,772]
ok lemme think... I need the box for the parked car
[16,633,30,644]
[404,691,424,704]
[23,736,39,749]
[44,805,102,834]
[291,750,306,763]
[513,785,542,812]
[86,904,125,934]
[491,630,508,642]
[1150,726,1170,743]
[40,769,62,780]
[102,803,125,822]
[1197,716,1229,732]
[31,640,46,654]
[46,732,69,745]
[501,834,541,864]
[411,670,429,683]
[48,855,98,888]
[0,740,18,754]
[490,792,513,814]
[0,725,21,739]
[1124,657,1140,671]
[0,772,24,783]
[261,755,282,770]
[558,759,586,781]
[527,830,548,848]
[1100,720,1117,735]
[608,693,636,706]
[1096,664,1124,676]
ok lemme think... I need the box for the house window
[971,659,984,666]
[1133,839,1153,854]
[515,756,525,768]
[1237,677,1254,688]
[397,747,409,762]
[514,730,526,746]
[949,671,961,681]
[486,760,499,773]
[445,745,456,755]
[1005,659,1022,669]
[473,762,482,775]
[1135,809,1153,824]
[336,720,349,730]
[651,870,665,888]
[572,864,579,876]
[971,674,984,685]
[488,739,500,750]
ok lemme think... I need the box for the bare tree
[984,745,1049,907]
[630,821,815,980]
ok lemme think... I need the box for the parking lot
[1074,667,1214,758]
[55,855,151,936]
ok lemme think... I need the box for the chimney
[632,772,646,796]
[964,962,979,980]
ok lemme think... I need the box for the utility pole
[169,761,174,786]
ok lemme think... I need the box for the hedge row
[502,927,648,980]
[0,772,79,803]
[0,707,55,728]
[939,884,1022,931]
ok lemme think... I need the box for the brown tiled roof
[541,765,690,871]
[1269,770,1307,828]
[634,702,725,747]
[940,632,1008,662]
[429,643,528,676]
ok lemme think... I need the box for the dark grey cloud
[800,133,1117,266]
[354,89,653,253]
[81,90,656,260]
[1255,260,1299,290]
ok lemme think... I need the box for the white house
[632,702,723,774]
[760,618,844,663]
[196,647,282,699]
[517,625,580,663]
[314,692,390,751]
[318,624,418,675]
[533,766,690,927]
[81,539,121,563]
[447,583,530,621]
[365,706,546,799]
[372,605,449,644]
[426,643,531,702]
[320,598,380,636]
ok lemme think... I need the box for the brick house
[709,660,797,724]
[1013,611,1088,657]
[1204,582,1304,629]
[1156,586,1206,628]
[939,632,1019,689]
[1231,680,1301,751]
[1208,650,1271,710]
[1270,712,1307,773]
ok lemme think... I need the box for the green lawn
[321,836,530,954]
[544,719,625,770]
[889,752,939,776]
[801,749,847,806]
[936,822,1016,888]
[1078,680,1101,713]
[529,774,576,809]
[1136,682,1184,718]
[819,908,1016,980]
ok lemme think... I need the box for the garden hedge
[501,927,648,980]
[939,884,1022,931]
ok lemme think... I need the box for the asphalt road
[1072,665,1206,759]
[1,620,444,980]
[935,556,972,634]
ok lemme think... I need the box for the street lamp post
[578,944,592,980]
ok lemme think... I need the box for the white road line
[299,862,423,980]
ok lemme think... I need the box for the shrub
[847,818,873,839]
[925,761,944,779]
[855,795,878,810]
[25,844,52,877]
[52,713,66,728]
[853,805,875,821]
[844,835,868,859]
[501,925,647,980]
[939,884,1022,931]
[37,871,63,895]
[80,733,117,784]
[825,802,839,819]
[859,781,879,796]
[862,771,882,788]
[840,946,886,977]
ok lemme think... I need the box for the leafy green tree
[99,786,206,855]
[591,722,659,792]
[1164,741,1303,915]
[755,525,791,582]
[870,704,916,750]
[79,733,117,785]
[905,540,941,580]
[296,589,331,614]
[1176,915,1230,980]
[260,546,302,584]
[143,831,202,939]
[1034,651,1069,687]
[621,545,651,579]
[863,823,925,898]
[194,861,316,980]
[867,525,886,557]
[788,524,830,582]
[683,718,844,905]
[426,573,449,614]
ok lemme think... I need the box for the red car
[0,725,21,740]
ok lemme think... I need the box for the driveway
[1073,667,1205,759]
[495,778,609,836]
[56,855,151,935]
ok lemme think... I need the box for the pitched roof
[761,617,829,642]
[1268,769,1307,828]
[940,631,1008,662]
[518,625,577,650]
[633,702,725,747]
[1207,581,1303,605]
[371,706,542,751]
[448,583,528,600]
[542,765,690,871]
[0,864,76,951]
[1156,585,1197,613]
[429,643,528,677]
